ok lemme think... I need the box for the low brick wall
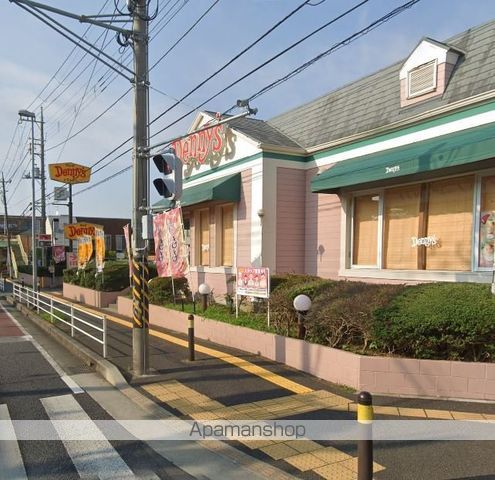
[18,272,63,289]
[117,296,495,401]
[63,283,129,308]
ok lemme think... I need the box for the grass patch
[162,301,275,333]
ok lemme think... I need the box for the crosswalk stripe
[0,404,28,480]
[41,394,137,480]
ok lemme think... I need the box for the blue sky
[1,0,495,219]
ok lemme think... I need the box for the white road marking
[41,394,137,480]
[0,404,28,480]
[0,335,32,344]
[0,302,83,394]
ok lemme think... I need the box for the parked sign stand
[235,267,270,325]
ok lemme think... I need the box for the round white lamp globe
[198,283,211,295]
[293,294,312,312]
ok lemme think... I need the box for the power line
[69,0,420,198]
[43,0,191,148]
[246,0,421,104]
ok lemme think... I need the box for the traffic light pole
[131,0,150,376]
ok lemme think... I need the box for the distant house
[153,20,495,294]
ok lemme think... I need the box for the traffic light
[152,147,183,201]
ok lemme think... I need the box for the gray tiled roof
[268,20,495,150]
[205,111,303,149]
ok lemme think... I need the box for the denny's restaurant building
[154,25,495,295]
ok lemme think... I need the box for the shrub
[63,260,130,292]
[269,274,334,336]
[373,283,495,361]
[148,276,190,306]
[305,281,405,351]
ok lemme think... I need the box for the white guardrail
[12,282,107,358]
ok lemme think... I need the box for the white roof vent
[408,59,437,98]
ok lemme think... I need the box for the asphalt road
[8,292,495,480]
[0,298,196,480]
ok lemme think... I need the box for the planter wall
[117,296,495,401]
[19,272,63,289]
[63,283,129,308]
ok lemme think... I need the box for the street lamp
[18,109,37,291]
[293,294,312,340]
[198,283,211,311]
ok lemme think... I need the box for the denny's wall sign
[49,162,91,184]
[64,223,103,240]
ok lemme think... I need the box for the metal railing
[12,282,107,358]
[0,277,5,292]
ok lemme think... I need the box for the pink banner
[153,212,169,277]
[164,207,189,278]
[52,245,66,264]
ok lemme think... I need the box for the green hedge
[269,275,495,362]
[63,260,130,292]
[373,283,495,361]
[148,276,190,306]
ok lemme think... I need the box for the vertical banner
[77,235,93,270]
[123,224,132,279]
[67,252,78,270]
[52,245,66,264]
[95,228,105,273]
[165,207,189,278]
[153,212,169,277]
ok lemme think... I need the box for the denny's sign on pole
[49,162,91,184]
[64,223,102,239]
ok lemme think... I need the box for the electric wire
[43,0,188,145]
[71,0,420,197]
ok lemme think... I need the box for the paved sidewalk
[37,292,495,480]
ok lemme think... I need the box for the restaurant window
[198,209,210,266]
[479,175,495,268]
[352,194,379,266]
[350,174,477,272]
[220,205,234,266]
[383,185,420,269]
[426,176,474,271]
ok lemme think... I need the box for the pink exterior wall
[400,62,452,107]
[184,169,251,298]
[117,296,495,401]
[187,271,235,299]
[63,283,129,308]
[237,169,252,266]
[304,167,341,277]
[276,167,305,273]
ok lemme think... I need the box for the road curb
[7,295,128,390]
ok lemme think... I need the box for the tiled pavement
[141,379,385,480]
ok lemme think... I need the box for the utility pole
[131,0,150,376]
[40,106,46,235]
[1,174,13,278]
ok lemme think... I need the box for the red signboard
[172,124,235,177]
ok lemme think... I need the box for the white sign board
[236,267,270,299]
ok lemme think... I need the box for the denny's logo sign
[172,124,236,177]
[49,162,91,184]
[64,223,102,240]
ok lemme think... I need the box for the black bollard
[188,314,195,361]
[357,391,373,480]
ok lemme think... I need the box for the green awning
[154,173,241,209]
[312,122,495,193]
